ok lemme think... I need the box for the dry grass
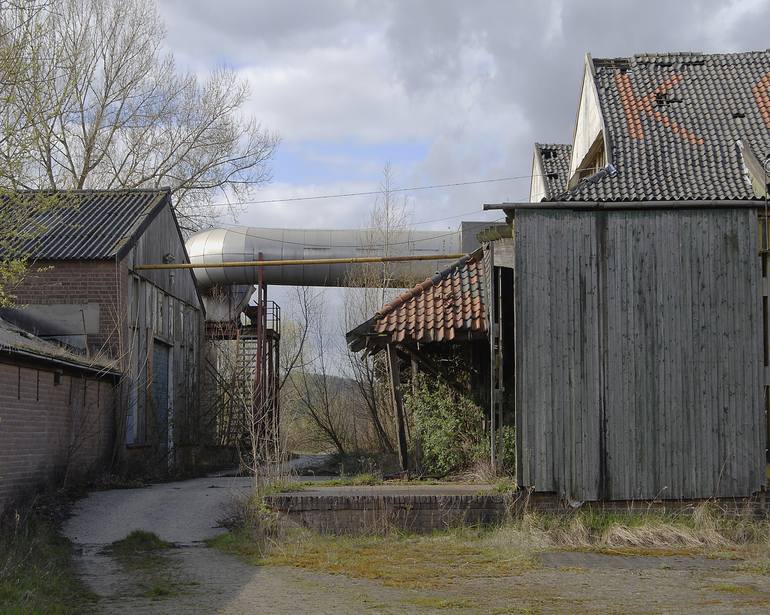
[207,497,770,612]
[212,492,770,599]
[495,503,770,557]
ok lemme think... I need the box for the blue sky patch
[271,138,430,185]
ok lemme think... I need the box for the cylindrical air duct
[185,226,465,288]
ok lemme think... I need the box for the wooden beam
[387,343,409,473]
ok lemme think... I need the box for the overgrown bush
[406,375,487,476]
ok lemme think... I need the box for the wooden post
[387,343,409,473]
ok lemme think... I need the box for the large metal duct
[185,225,477,289]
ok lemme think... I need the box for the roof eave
[0,345,120,378]
[484,199,767,212]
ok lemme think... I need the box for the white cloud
[158,0,770,245]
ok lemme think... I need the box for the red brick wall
[13,260,129,360]
[0,360,115,512]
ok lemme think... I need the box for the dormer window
[576,133,606,181]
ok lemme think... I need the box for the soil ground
[62,477,770,614]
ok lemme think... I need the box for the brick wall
[13,259,128,360]
[0,359,115,512]
[266,490,770,535]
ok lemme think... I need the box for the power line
[212,174,539,207]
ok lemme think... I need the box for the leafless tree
[342,164,413,455]
[0,0,278,232]
[286,288,365,455]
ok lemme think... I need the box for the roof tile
[557,51,770,202]
[346,249,487,351]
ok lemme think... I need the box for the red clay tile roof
[346,249,487,352]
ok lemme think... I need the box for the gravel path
[63,476,253,546]
[62,476,770,614]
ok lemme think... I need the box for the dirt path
[62,478,770,614]
[61,475,455,614]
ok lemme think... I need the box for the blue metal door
[152,342,170,453]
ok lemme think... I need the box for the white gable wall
[529,151,546,202]
[569,61,605,183]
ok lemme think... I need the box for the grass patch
[322,473,382,487]
[409,596,476,609]
[106,530,172,557]
[142,581,178,599]
[710,583,760,595]
[213,493,770,601]
[257,474,448,497]
[737,558,770,575]
[207,529,267,565]
[263,527,538,590]
[105,531,182,601]
[0,504,94,615]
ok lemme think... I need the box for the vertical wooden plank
[386,343,409,472]
[514,212,530,487]
[541,214,554,492]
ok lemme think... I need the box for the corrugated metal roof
[0,317,118,375]
[347,249,487,352]
[0,189,169,260]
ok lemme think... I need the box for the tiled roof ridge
[593,50,770,66]
[375,248,482,320]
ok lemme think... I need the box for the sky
[157,0,770,357]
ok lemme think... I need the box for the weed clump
[107,530,172,557]
[0,499,94,614]
[209,492,285,564]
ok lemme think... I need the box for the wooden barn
[487,203,765,501]
[484,50,770,502]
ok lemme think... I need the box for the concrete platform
[266,483,770,534]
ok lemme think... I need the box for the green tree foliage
[406,374,487,476]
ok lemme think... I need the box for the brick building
[1,189,207,479]
[0,318,118,511]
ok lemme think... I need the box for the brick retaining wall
[266,489,770,534]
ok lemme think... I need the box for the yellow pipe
[135,253,467,271]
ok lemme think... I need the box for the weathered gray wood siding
[514,208,764,501]
[123,202,206,452]
[128,205,201,309]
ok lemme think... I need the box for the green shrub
[406,375,486,475]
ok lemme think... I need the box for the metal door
[152,342,170,453]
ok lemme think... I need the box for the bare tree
[342,164,412,455]
[0,0,277,231]
[286,288,354,455]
